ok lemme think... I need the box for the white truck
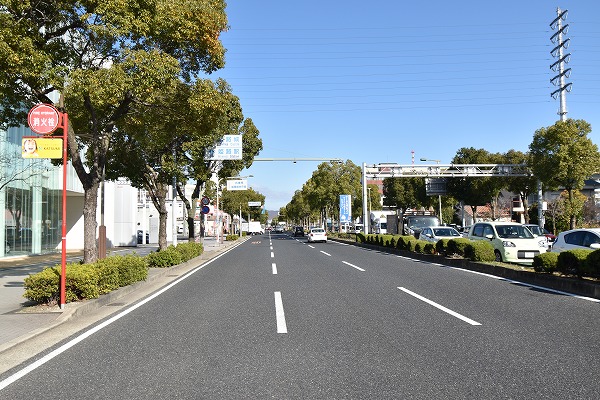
[245,221,263,235]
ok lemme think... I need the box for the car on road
[307,227,327,243]
[275,225,284,233]
[293,226,305,237]
[418,226,461,243]
[551,228,600,252]
[524,224,557,244]
[467,221,547,264]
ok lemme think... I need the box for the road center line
[270,252,274,258]
[272,263,277,275]
[398,287,481,326]
[342,261,365,272]
[320,251,331,256]
[308,245,315,249]
[274,291,288,333]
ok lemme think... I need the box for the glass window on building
[1,124,62,257]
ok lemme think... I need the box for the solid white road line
[342,261,365,272]
[398,287,482,326]
[0,243,243,391]
[320,251,331,256]
[274,291,288,333]
[272,263,277,275]
[396,254,600,304]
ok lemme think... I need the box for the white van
[468,222,547,265]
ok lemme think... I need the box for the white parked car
[468,222,547,264]
[551,228,600,252]
[418,226,461,243]
[307,227,327,243]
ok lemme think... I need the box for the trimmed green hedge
[436,239,451,256]
[173,242,204,261]
[464,241,495,262]
[447,238,472,257]
[24,241,203,305]
[146,246,183,268]
[24,263,101,304]
[557,249,594,277]
[533,252,559,273]
[584,249,600,278]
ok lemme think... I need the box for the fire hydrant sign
[27,103,61,135]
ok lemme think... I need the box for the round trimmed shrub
[424,243,436,255]
[447,238,472,257]
[532,252,559,273]
[146,247,183,268]
[557,249,593,276]
[397,235,417,251]
[584,249,600,277]
[414,240,430,254]
[464,241,495,262]
[436,239,451,255]
[174,242,204,262]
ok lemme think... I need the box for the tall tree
[0,1,227,262]
[447,147,505,222]
[503,149,537,224]
[529,119,600,229]
[382,177,427,211]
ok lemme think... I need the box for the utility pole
[550,7,572,121]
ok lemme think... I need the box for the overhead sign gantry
[361,162,540,234]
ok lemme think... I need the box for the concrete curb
[0,238,247,355]
[332,238,600,300]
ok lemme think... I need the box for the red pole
[60,113,68,309]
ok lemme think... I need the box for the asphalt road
[1,233,599,398]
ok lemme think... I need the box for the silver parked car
[551,228,600,252]
[418,226,461,243]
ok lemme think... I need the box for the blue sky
[210,1,600,211]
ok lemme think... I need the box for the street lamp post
[367,186,372,234]
[420,158,443,224]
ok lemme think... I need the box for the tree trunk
[156,183,169,250]
[82,184,100,263]
[521,193,530,224]
[176,182,196,242]
[470,205,478,223]
[568,189,576,229]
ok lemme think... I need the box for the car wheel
[494,250,502,262]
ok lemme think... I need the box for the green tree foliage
[382,177,427,211]
[220,187,266,226]
[0,1,228,262]
[302,161,362,226]
[529,119,600,229]
[446,148,506,222]
[503,149,538,224]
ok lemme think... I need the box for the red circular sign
[27,103,61,135]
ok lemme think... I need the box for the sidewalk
[0,236,239,361]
